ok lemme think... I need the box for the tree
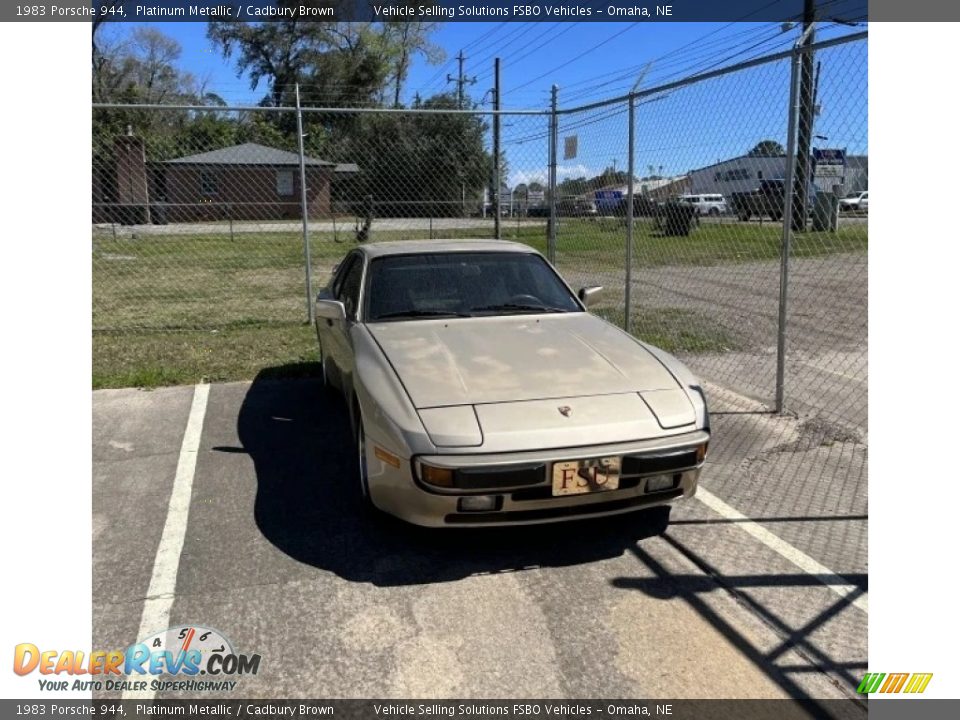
[748,139,786,157]
[207,20,339,108]
[380,21,444,107]
[298,92,491,217]
[207,19,442,109]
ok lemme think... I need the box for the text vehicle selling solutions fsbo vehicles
[314,240,710,527]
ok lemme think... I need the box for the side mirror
[315,299,346,322]
[578,285,603,308]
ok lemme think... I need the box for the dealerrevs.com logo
[14,625,261,693]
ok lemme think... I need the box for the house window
[200,171,218,196]
[757,170,763,179]
[276,170,294,196]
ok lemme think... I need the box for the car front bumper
[365,430,708,527]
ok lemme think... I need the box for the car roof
[357,239,537,259]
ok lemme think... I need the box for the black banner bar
[0,698,896,720]
[3,1,895,24]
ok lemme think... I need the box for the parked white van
[679,194,728,216]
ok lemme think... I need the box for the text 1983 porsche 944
[315,239,710,527]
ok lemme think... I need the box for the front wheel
[321,352,333,391]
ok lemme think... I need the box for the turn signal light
[419,463,454,487]
[696,442,709,463]
[374,446,401,469]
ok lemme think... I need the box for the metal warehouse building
[686,153,868,197]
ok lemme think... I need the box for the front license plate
[551,457,621,496]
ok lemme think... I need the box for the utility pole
[793,0,816,232]
[447,50,477,109]
[493,57,501,239]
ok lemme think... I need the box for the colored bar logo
[857,673,933,694]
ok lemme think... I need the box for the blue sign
[594,190,623,213]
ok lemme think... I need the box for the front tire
[321,352,333,391]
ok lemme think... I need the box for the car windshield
[365,251,581,322]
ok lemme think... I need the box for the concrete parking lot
[93,376,866,707]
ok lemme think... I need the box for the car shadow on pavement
[240,368,670,587]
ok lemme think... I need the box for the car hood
[367,313,682,409]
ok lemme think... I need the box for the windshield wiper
[470,303,567,314]
[374,309,471,320]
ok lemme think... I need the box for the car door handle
[325,318,333,327]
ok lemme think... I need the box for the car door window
[331,255,355,298]
[336,255,364,320]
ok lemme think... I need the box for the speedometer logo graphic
[137,625,234,673]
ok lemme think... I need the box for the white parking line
[695,487,868,613]
[123,383,210,701]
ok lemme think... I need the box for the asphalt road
[91,213,867,237]
[93,378,866,706]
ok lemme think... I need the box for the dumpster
[659,202,697,236]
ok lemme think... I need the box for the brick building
[94,138,358,224]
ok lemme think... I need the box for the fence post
[547,84,558,263]
[295,83,315,325]
[775,46,804,414]
[625,95,635,333]
[493,57,502,240]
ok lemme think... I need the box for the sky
[102,19,867,188]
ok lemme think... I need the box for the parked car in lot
[314,239,711,527]
[729,179,816,222]
[557,198,597,217]
[839,191,868,213]
[679,193,728,216]
[610,196,661,217]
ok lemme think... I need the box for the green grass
[514,217,868,269]
[93,323,320,390]
[92,218,865,388]
[593,306,744,355]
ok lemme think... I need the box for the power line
[419,23,534,96]
[447,50,478,109]
[470,23,546,68]
[537,0,790,104]
[559,23,775,98]
[503,23,643,97]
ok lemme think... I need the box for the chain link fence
[92,33,866,445]
[540,38,868,669]
[91,31,867,692]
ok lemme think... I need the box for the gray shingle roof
[163,143,334,167]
